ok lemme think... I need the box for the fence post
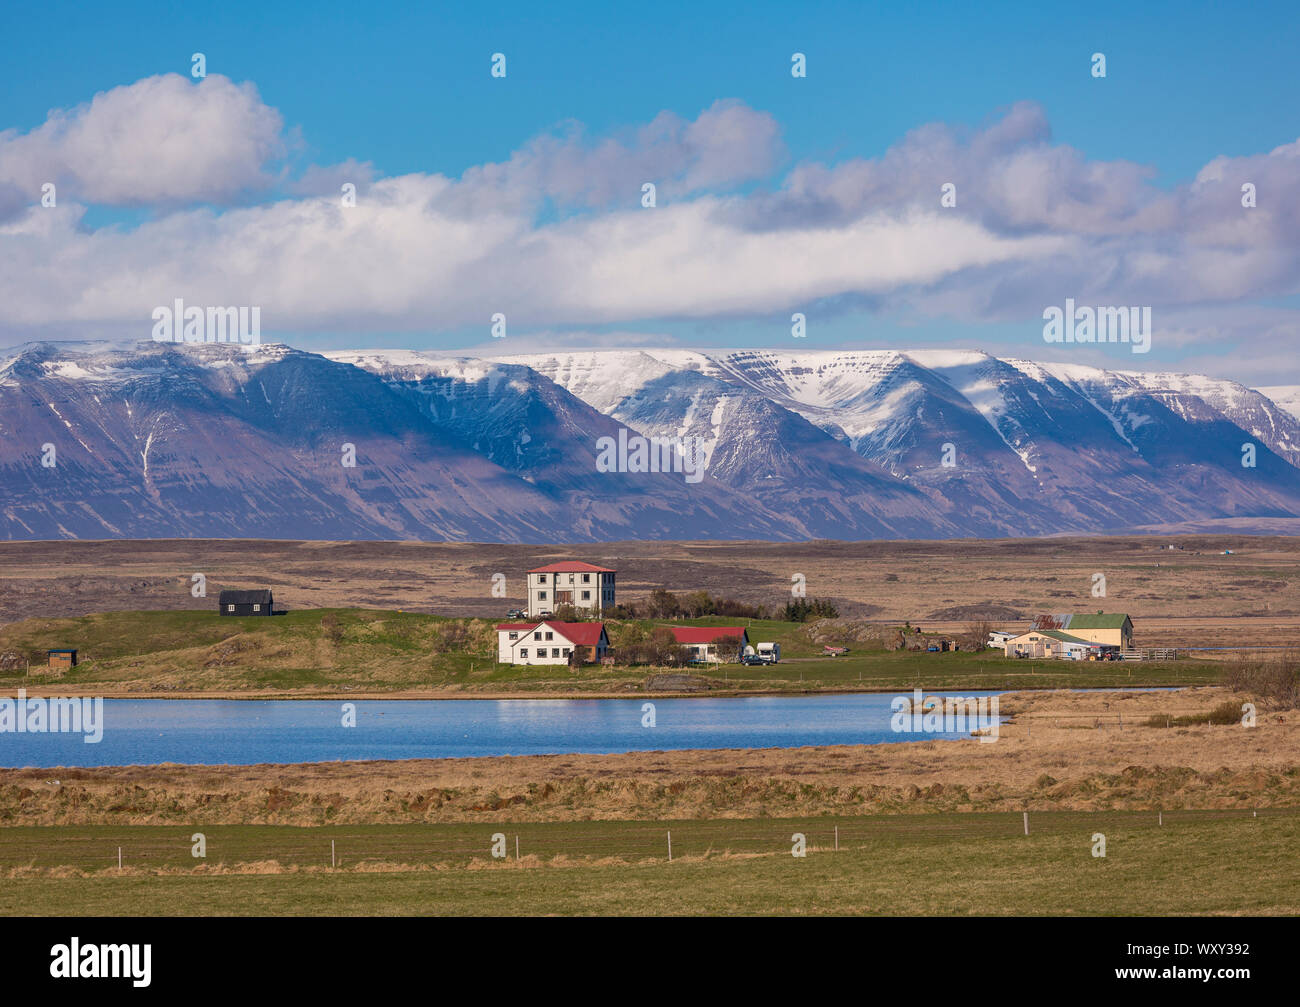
[667,831,672,862]
[1023,812,1029,836]
[834,826,839,851]
[117,847,122,870]
[331,839,335,869]
[515,835,520,861]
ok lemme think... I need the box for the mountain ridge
[1,340,1297,542]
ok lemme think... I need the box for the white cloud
[0,80,1297,370]
[0,74,285,205]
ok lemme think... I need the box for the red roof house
[495,621,610,665]
[666,626,749,662]
[526,561,617,618]
[527,561,616,573]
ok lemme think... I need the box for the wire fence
[0,808,1293,872]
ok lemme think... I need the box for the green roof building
[1033,613,1133,650]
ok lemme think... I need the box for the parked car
[742,655,766,666]
[823,645,849,656]
[506,609,526,619]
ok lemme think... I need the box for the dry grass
[3,536,1300,652]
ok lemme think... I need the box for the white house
[496,621,610,665]
[668,626,749,663]
[527,561,616,618]
[1004,629,1101,660]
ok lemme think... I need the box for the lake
[0,692,1003,767]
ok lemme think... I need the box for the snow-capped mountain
[1258,386,1300,424]
[1,340,1298,542]
[496,347,1300,536]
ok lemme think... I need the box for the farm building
[527,562,616,618]
[218,589,274,617]
[668,626,749,663]
[1033,613,1133,650]
[47,648,78,670]
[496,621,609,665]
[1004,630,1103,660]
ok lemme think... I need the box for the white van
[756,642,781,663]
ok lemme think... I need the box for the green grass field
[0,811,1293,915]
[0,609,1220,695]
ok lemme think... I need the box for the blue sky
[2,0,1298,380]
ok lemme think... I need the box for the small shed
[218,589,274,616]
[48,648,78,670]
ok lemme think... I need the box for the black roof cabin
[218,589,274,616]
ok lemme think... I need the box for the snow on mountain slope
[493,350,716,416]
[1259,386,1300,422]
[4,341,1300,542]
[471,346,1300,536]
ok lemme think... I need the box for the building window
[545,632,553,640]
[535,632,544,640]
[538,574,547,583]
[562,648,571,657]
[551,648,560,658]
[252,604,260,612]
[227,604,235,612]
[538,591,547,600]
[582,574,591,583]
[581,591,590,601]
[520,648,528,658]
[508,632,518,640]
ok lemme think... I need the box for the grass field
[0,608,1220,696]
[1,811,1295,915]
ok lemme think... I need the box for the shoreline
[0,686,1293,827]
[0,681,1201,701]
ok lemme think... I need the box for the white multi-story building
[527,561,616,618]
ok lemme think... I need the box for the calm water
[0,692,1003,768]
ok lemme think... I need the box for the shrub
[638,589,765,620]
[1222,652,1300,709]
[320,614,344,645]
[435,621,470,652]
[961,619,994,653]
[1144,700,1248,728]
